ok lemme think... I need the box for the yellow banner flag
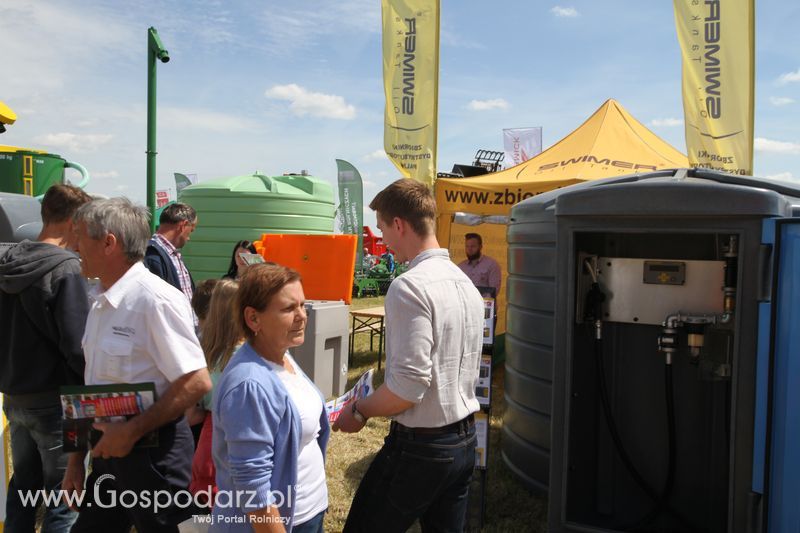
[674,0,754,175]
[382,0,439,186]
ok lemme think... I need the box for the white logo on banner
[503,127,543,168]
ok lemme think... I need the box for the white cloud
[764,172,796,181]
[265,84,356,120]
[1,1,136,88]
[34,132,114,153]
[363,149,386,162]
[160,107,258,133]
[441,28,486,50]
[91,170,120,179]
[467,99,510,111]
[754,137,800,155]
[777,68,800,85]
[551,6,579,18]
[76,119,99,128]
[770,96,795,107]
[651,118,683,127]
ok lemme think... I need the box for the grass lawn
[324,295,547,532]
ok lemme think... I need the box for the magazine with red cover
[60,382,157,452]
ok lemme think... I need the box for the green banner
[174,172,195,196]
[336,159,364,271]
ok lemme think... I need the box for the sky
[2,0,799,230]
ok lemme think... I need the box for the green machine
[0,146,89,198]
[0,102,89,198]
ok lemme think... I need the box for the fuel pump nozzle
[583,258,605,340]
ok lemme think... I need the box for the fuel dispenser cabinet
[504,169,800,533]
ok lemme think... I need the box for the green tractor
[353,253,408,298]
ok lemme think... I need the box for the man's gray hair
[74,198,151,262]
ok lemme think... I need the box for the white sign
[503,127,542,168]
[155,190,170,208]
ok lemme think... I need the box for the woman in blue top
[211,264,330,532]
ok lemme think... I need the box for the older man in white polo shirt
[62,197,211,533]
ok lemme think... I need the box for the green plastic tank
[179,173,335,280]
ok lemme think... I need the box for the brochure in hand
[60,382,158,452]
[239,252,265,266]
[325,369,374,423]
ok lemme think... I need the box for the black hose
[622,365,677,531]
[594,336,700,532]
[595,337,662,504]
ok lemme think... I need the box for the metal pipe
[722,234,738,321]
[147,27,169,232]
[34,160,90,200]
[64,160,90,189]
[660,312,721,364]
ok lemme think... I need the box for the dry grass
[323,295,547,532]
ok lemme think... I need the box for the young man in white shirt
[335,178,484,532]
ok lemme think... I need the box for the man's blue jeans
[3,402,77,533]
[343,417,477,533]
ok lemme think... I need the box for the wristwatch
[352,401,367,424]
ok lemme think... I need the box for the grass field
[323,295,547,532]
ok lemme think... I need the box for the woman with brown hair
[211,263,329,532]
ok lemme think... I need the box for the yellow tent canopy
[436,99,688,333]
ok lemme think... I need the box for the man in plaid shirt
[144,203,197,300]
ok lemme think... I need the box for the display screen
[643,261,686,285]
[650,264,680,273]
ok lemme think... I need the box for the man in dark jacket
[0,184,92,532]
[143,202,196,300]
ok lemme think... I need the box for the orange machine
[256,234,358,304]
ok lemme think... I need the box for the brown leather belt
[390,413,475,436]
